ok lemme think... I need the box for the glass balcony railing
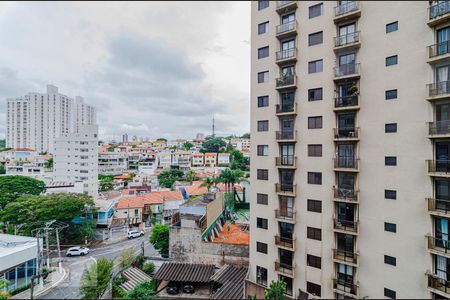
[428,80,450,97]
[335,1,359,17]
[428,41,450,58]
[334,31,360,47]
[276,21,297,35]
[429,1,450,20]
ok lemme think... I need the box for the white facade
[98,151,128,175]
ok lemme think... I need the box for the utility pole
[55,229,62,273]
[45,227,50,269]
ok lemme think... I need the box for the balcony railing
[428,198,450,215]
[428,273,450,295]
[334,218,358,233]
[275,209,296,221]
[275,261,295,276]
[334,32,360,48]
[334,63,360,78]
[333,249,358,265]
[428,160,450,175]
[335,95,358,109]
[428,81,450,98]
[277,0,295,8]
[428,235,450,254]
[275,235,295,250]
[334,157,359,170]
[429,1,450,21]
[276,74,296,89]
[333,278,358,296]
[335,1,359,17]
[429,120,450,136]
[275,156,296,167]
[276,48,297,62]
[276,130,297,141]
[333,187,358,202]
[276,21,297,36]
[334,127,360,140]
[275,183,297,195]
[276,102,297,115]
[428,41,450,59]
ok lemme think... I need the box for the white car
[127,230,144,239]
[66,246,90,257]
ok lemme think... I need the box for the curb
[35,267,69,297]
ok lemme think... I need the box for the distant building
[196,133,205,140]
[217,153,231,167]
[98,151,128,175]
[122,133,128,144]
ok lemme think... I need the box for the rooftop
[0,234,37,259]
[211,223,249,245]
[45,181,74,188]
[153,262,215,283]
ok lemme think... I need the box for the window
[258,46,269,59]
[386,55,398,66]
[385,89,398,100]
[308,172,322,185]
[385,222,397,233]
[386,21,398,33]
[385,190,397,200]
[384,255,397,266]
[256,242,268,254]
[385,156,397,166]
[307,199,322,213]
[308,116,323,129]
[257,193,268,205]
[308,144,322,157]
[257,145,269,156]
[384,288,396,299]
[385,123,397,133]
[308,88,323,101]
[308,31,323,46]
[309,3,323,18]
[257,120,269,132]
[256,266,268,286]
[307,255,321,269]
[306,282,321,297]
[257,217,268,229]
[307,227,322,241]
[257,71,269,83]
[257,169,269,180]
[258,96,269,107]
[308,59,323,73]
[258,21,269,35]
[258,0,269,10]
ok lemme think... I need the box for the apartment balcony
[274,261,295,277]
[275,156,297,169]
[276,21,298,40]
[428,1,450,27]
[428,41,450,64]
[333,127,360,142]
[334,95,360,111]
[429,120,450,138]
[427,198,450,217]
[427,160,450,178]
[427,81,450,101]
[333,187,359,203]
[333,249,359,266]
[275,48,298,65]
[276,0,297,14]
[334,1,361,23]
[334,32,361,52]
[334,63,360,81]
[333,218,359,235]
[276,102,298,116]
[333,278,359,298]
[333,157,359,172]
[428,273,450,298]
[275,74,297,90]
[275,209,297,224]
[427,236,450,258]
[275,235,296,250]
[275,183,297,197]
[276,130,297,143]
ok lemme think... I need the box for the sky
[0,1,250,141]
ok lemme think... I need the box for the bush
[112,284,127,299]
[113,274,125,286]
[150,224,169,258]
[125,280,159,299]
[142,262,155,275]
[135,254,145,269]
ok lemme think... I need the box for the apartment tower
[248,1,450,298]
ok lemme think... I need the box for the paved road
[38,233,157,299]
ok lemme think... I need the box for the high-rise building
[123,133,129,144]
[248,1,448,299]
[6,84,96,153]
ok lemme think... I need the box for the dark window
[385,89,398,100]
[258,21,269,34]
[256,266,268,286]
[385,190,397,200]
[257,120,269,132]
[309,3,323,18]
[308,31,323,46]
[308,116,323,129]
[308,59,323,73]
[257,217,268,229]
[258,0,269,10]
[385,156,397,166]
[307,227,322,241]
[385,123,397,133]
[307,199,322,213]
[385,222,397,233]
[258,46,269,59]
[386,55,398,66]
[258,71,269,83]
[257,193,268,205]
[308,88,323,101]
[306,282,321,297]
[308,172,322,185]
[256,242,268,254]
[307,255,321,269]
[384,255,397,266]
[258,96,269,107]
[384,288,396,299]
[257,145,268,156]
[257,169,269,180]
[386,21,398,33]
[308,144,322,157]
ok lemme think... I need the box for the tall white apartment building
[53,125,99,198]
[6,84,96,153]
[248,1,450,299]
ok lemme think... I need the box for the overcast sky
[0,1,250,141]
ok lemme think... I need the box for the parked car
[127,230,144,239]
[66,246,90,257]
[166,282,179,295]
[183,283,195,294]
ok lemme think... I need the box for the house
[217,153,230,167]
[192,153,205,167]
[95,193,121,227]
[183,181,209,198]
[158,152,172,169]
[115,196,148,226]
[0,148,37,164]
[204,153,218,167]
[98,151,128,175]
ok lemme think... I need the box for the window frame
[307,254,322,269]
[385,156,397,166]
[257,120,269,132]
[256,241,268,254]
[308,116,323,129]
[258,0,269,11]
[306,281,321,297]
[258,46,269,59]
[308,3,323,19]
[257,95,269,107]
[256,217,268,229]
[385,123,397,133]
[308,31,323,46]
[308,144,322,157]
[384,255,397,266]
[307,227,322,241]
[258,21,269,35]
[384,222,397,233]
[257,145,269,156]
[385,55,398,66]
[308,59,323,74]
[257,193,269,205]
[307,199,322,213]
[385,189,397,200]
[307,172,322,185]
[257,169,269,180]
[308,88,323,101]
[386,21,398,33]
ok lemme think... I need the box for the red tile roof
[185,184,209,196]
[4,148,36,152]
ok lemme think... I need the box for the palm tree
[218,169,233,193]
[200,177,216,191]
[184,170,198,184]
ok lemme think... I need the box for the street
[38,233,157,299]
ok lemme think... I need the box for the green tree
[125,280,158,299]
[150,224,169,258]
[226,141,234,152]
[184,170,198,184]
[80,257,113,299]
[0,164,5,175]
[44,158,53,169]
[118,248,135,270]
[142,262,155,275]
[99,177,114,192]
[264,280,286,300]
[201,137,226,153]
[217,169,244,193]
[241,133,250,139]
[183,141,193,151]
[0,176,45,209]
[156,138,167,142]
[200,176,218,191]
[157,169,184,188]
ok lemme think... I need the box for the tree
[264,280,286,300]
[118,248,135,270]
[226,141,234,152]
[99,177,114,192]
[150,224,169,258]
[217,169,244,193]
[0,164,5,175]
[183,141,194,151]
[157,169,184,188]
[241,133,250,139]
[0,176,45,209]
[80,257,113,299]
[45,158,53,169]
[184,170,198,184]
[200,176,219,191]
[201,137,226,153]
[142,262,155,275]
[125,280,158,299]
[156,138,167,142]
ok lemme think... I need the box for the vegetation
[0,139,5,148]
[156,138,167,142]
[184,170,199,184]
[80,257,113,299]
[44,158,53,169]
[229,150,249,171]
[264,280,286,300]
[182,141,193,151]
[218,168,244,193]
[200,176,218,191]
[125,280,159,299]
[0,279,10,299]
[0,164,5,175]
[134,253,145,269]
[241,133,250,139]
[142,262,155,276]
[201,137,226,153]
[150,224,169,258]
[157,169,184,188]
[99,176,114,192]
[0,176,45,209]
[118,248,135,270]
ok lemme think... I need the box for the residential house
[204,153,218,167]
[192,153,205,167]
[217,153,231,167]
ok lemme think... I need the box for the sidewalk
[12,267,69,299]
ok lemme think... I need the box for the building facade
[248,1,445,299]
